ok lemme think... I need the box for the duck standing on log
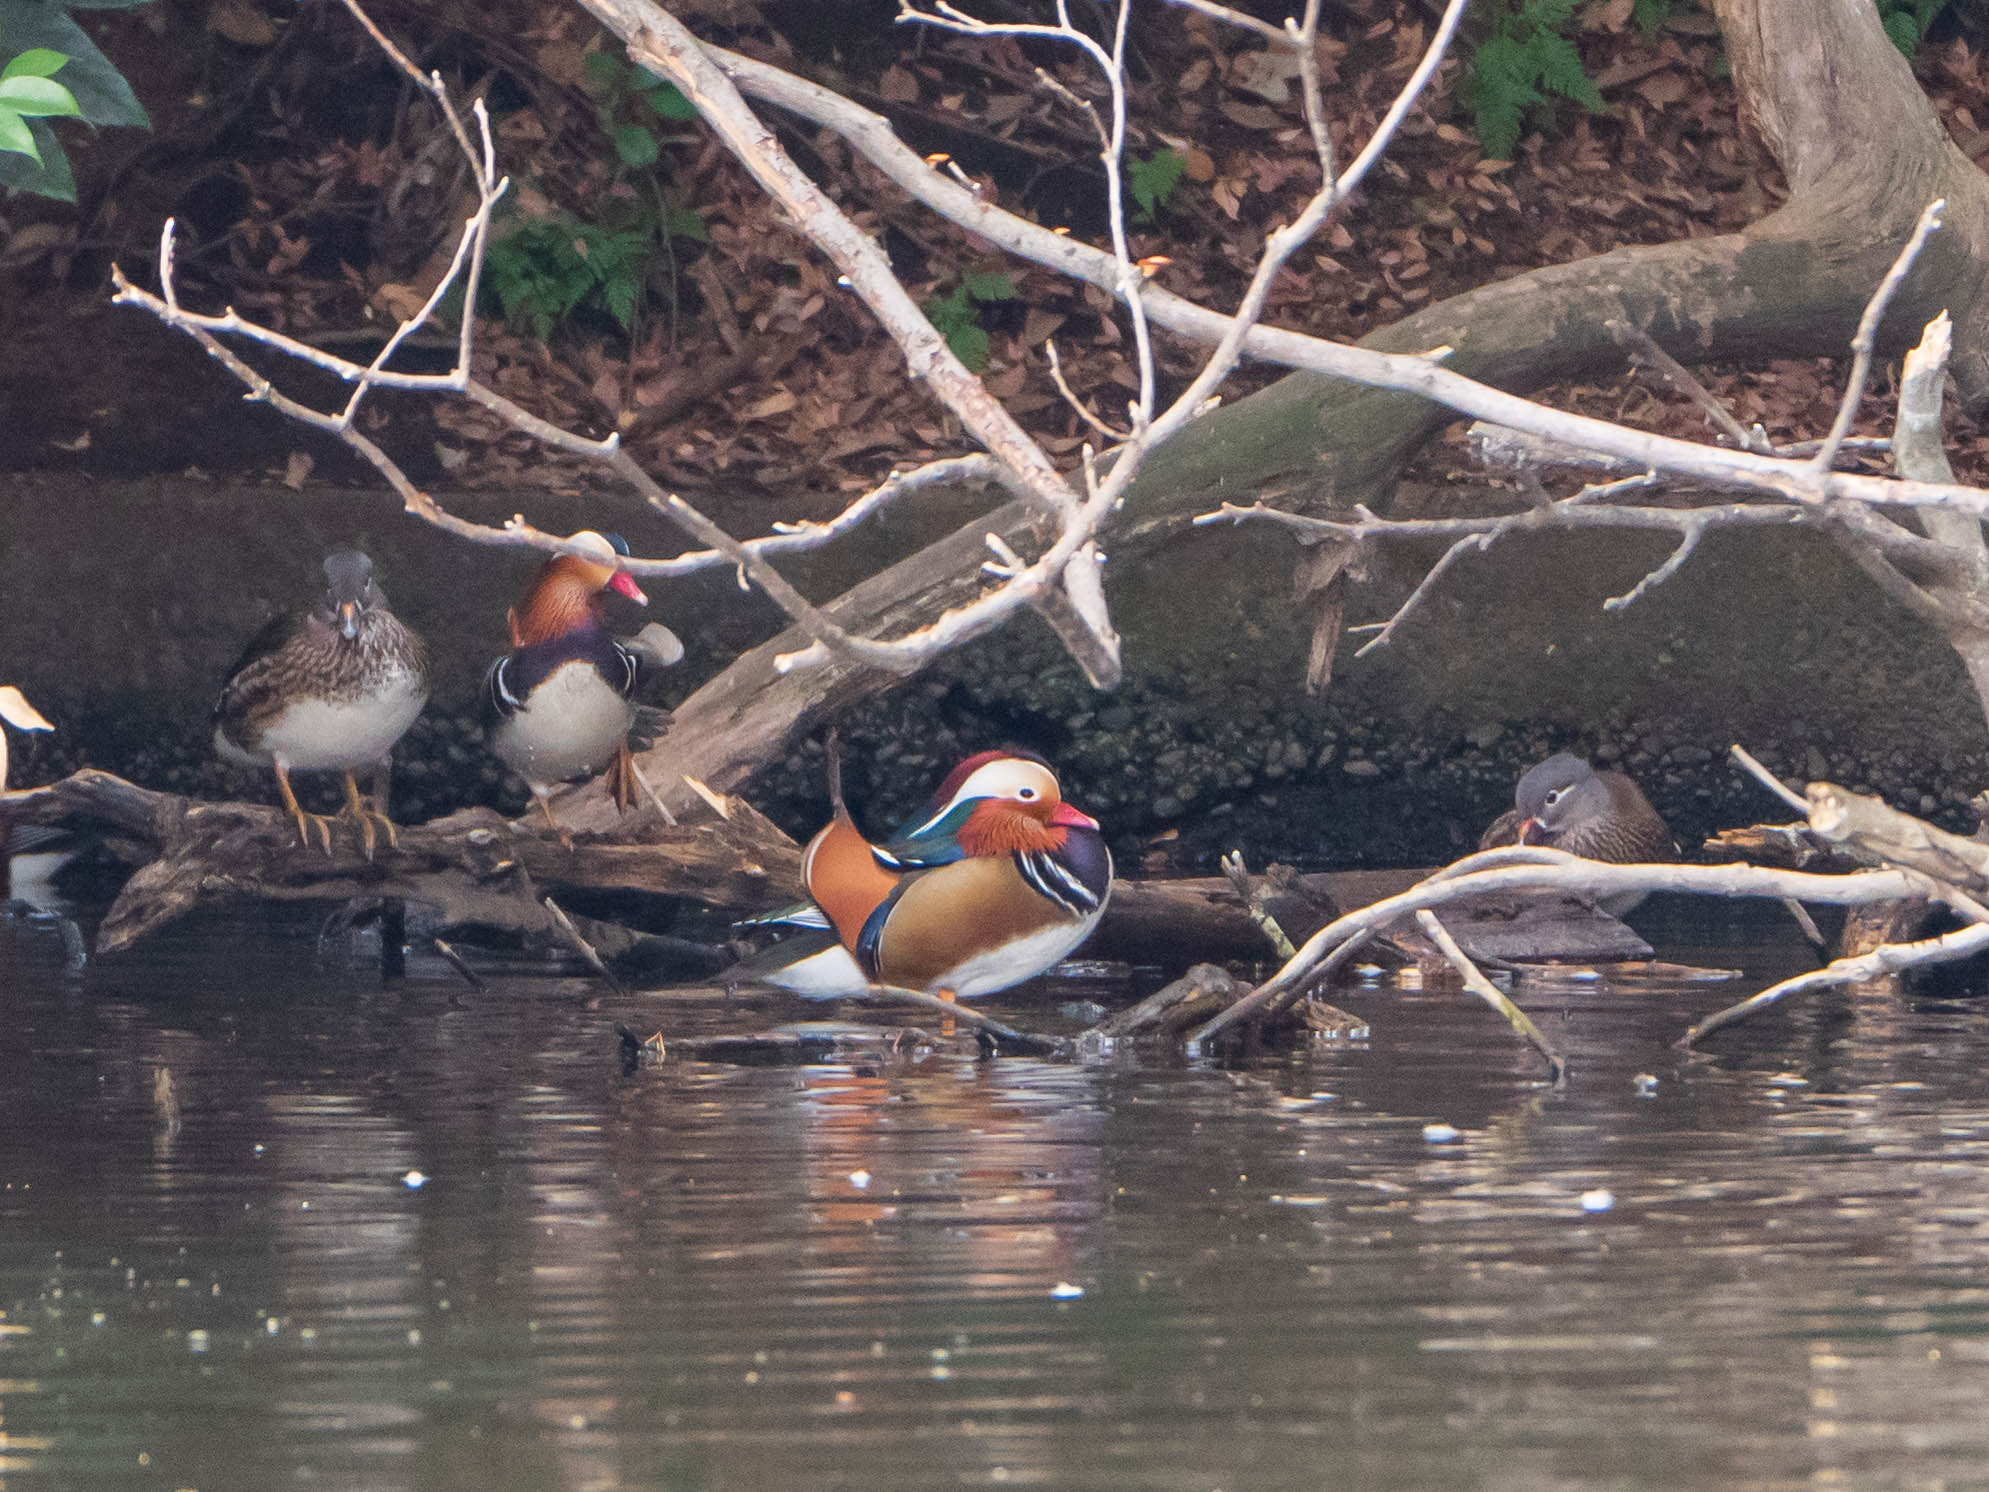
[485,531,681,838]
[755,749,1114,1001]
[213,548,428,858]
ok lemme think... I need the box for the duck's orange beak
[1518,818,1543,845]
[338,600,360,639]
[608,570,648,605]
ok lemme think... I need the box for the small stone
[1152,795,1183,819]
[1341,759,1381,779]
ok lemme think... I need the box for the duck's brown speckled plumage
[215,606,427,756]
[1479,754,1674,864]
[212,549,428,856]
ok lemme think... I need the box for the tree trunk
[574,0,1989,818]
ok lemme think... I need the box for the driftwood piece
[1092,963,1246,1039]
[2,768,804,953]
[1806,781,1989,892]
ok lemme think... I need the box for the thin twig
[543,896,630,996]
[430,936,487,992]
[1608,318,1769,454]
[1288,0,1336,185]
[1812,198,1946,474]
[1416,910,1566,1083]
[1603,526,1702,611]
[856,982,1073,1056]
[1219,850,1297,960]
[1044,340,1130,442]
[1729,743,1810,814]
[1160,0,1286,44]
[622,753,679,827]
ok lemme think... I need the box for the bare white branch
[1813,198,1946,473]
[1682,919,1989,1046]
[1728,744,1811,815]
[1186,850,1925,1051]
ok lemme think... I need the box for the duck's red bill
[609,571,648,605]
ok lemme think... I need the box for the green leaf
[1532,31,1603,110]
[944,320,989,371]
[1882,8,1920,51]
[583,51,626,90]
[1465,34,1539,159]
[641,80,698,121]
[1629,0,1673,30]
[1129,147,1187,218]
[0,106,40,160]
[602,273,637,331]
[962,269,1016,303]
[2,48,70,81]
[0,3,147,127]
[0,75,80,117]
[667,204,707,242]
[613,123,659,167]
[0,116,71,195]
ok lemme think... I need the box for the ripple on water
[3,900,1989,1487]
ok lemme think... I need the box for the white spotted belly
[492,662,633,787]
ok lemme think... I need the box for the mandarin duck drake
[756,749,1113,1001]
[213,549,429,858]
[485,531,681,837]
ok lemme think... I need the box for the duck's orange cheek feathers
[957,807,1066,858]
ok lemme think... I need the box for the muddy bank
[3,473,1981,870]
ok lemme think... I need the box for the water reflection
[3,899,1989,1487]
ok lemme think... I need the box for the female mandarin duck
[485,530,681,836]
[760,749,1114,1001]
[1479,753,1674,915]
[213,548,428,858]
[1479,753,1674,863]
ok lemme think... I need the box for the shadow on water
[6,894,1989,1488]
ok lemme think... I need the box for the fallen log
[2,768,805,953]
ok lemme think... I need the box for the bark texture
[578,0,1989,820]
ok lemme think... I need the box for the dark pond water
[5,896,1989,1490]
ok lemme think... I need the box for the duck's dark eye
[1545,788,1565,806]
[1017,786,1038,800]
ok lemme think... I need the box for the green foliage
[483,49,706,345]
[0,0,150,202]
[922,271,1017,372]
[584,50,698,170]
[1630,0,1675,30]
[1463,0,1605,161]
[1878,0,1951,54]
[1128,148,1187,220]
[0,43,81,163]
[485,216,655,342]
